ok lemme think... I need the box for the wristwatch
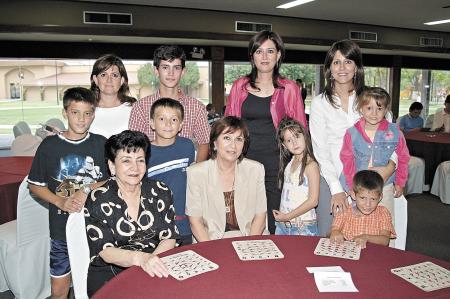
[82,185,92,195]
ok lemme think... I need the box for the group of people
[26,30,421,298]
[398,95,450,133]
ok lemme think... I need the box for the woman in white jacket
[310,40,395,236]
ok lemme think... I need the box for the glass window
[399,69,450,124]
[0,59,210,146]
[136,60,210,105]
[365,67,390,90]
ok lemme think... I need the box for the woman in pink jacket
[225,30,307,233]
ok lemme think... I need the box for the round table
[0,156,33,224]
[405,131,450,185]
[93,235,450,299]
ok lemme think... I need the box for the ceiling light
[277,0,316,9]
[424,19,450,25]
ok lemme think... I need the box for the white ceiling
[77,0,450,32]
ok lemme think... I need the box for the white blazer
[186,158,267,240]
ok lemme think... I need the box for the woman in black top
[84,130,178,296]
[225,31,307,233]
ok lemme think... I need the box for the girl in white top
[89,54,136,138]
[310,40,395,236]
[273,118,320,236]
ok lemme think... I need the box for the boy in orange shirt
[330,170,396,248]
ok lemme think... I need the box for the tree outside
[224,64,251,85]
[365,67,389,90]
[399,69,450,118]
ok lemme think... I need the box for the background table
[405,131,450,185]
[0,156,33,224]
[93,235,450,299]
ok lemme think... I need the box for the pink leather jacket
[225,77,307,129]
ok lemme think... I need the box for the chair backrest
[17,176,49,246]
[11,135,42,156]
[13,121,31,138]
[425,114,434,128]
[66,211,90,299]
[46,118,66,131]
[393,195,408,251]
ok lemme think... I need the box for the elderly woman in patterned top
[84,130,179,296]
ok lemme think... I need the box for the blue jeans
[275,221,318,236]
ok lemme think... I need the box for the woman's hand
[393,185,404,198]
[138,252,169,278]
[272,210,290,222]
[330,192,348,215]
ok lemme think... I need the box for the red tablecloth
[0,156,33,224]
[93,236,450,299]
[405,131,450,185]
[405,131,450,144]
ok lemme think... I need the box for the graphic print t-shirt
[28,133,108,240]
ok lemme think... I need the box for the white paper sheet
[306,266,344,274]
[313,272,359,292]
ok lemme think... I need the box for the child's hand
[393,185,403,198]
[354,234,368,249]
[330,231,344,244]
[64,190,87,213]
[272,210,290,222]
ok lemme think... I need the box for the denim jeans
[275,221,318,236]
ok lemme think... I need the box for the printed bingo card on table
[232,239,284,261]
[161,250,219,281]
[391,261,450,292]
[314,238,361,260]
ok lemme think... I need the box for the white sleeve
[310,96,344,195]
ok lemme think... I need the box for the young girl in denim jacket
[340,87,410,224]
[273,118,320,236]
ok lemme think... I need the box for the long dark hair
[90,54,136,105]
[247,30,285,90]
[323,39,365,108]
[277,118,317,189]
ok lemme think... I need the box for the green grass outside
[0,100,64,134]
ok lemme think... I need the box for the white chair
[425,114,434,128]
[66,211,90,299]
[391,195,408,250]
[431,161,450,205]
[0,176,50,299]
[12,121,31,138]
[405,156,426,195]
[45,118,66,132]
[11,134,42,156]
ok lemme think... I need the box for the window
[0,59,210,141]
[399,69,450,122]
[9,83,20,99]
